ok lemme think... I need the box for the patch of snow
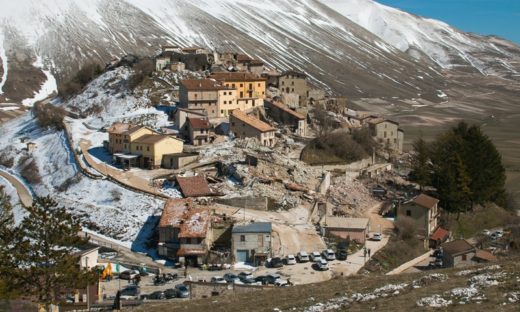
[0,32,7,95]
[233,262,257,271]
[21,56,57,106]
[0,106,20,111]
[416,295,452,308]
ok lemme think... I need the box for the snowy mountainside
[321,0,520,78]
[0,0,446,103]
[0,112,164,243]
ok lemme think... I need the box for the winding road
[0,170,33,207]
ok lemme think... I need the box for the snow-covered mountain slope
[0,0,447,103]
[321,0,520,78]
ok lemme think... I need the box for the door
[236,250,249,263]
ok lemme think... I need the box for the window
[194,94,198,98]
[281,81,285,86]
[146,146,150,152]
[291,81,294,86]
[223,101,227,104]
[221,110,224,114]
[240,83,243,87]
[124,144,127,149]
[394,138,397,143]
[249,83,252,90]
[240,91,243,98]
[232,83,235,88]
[384,131,387,138]
[406,210,411,217]
[240,235,245,242]
[291,88,294,92]
[462,254,467,261]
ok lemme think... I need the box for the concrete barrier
[386,250,432,275]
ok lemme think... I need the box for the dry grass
[134,258,520,312]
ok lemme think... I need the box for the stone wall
[216,196,269,211]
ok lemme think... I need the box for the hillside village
[1,43,518,311]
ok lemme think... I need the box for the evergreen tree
[1,196,97,308]
[411,136,431,190]
[0,187,18,298]
[430,121,506,213]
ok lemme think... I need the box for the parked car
[322,249,336,261]
[175,284,189,298]
[224,273,240,284]
[494,230,504,238]
[310,251,322,262]
[428,258,443,269]
[296,251,310,263]
[268,257,284,268]
[285,255,297,265]
[336,249,348,261]
[148,291,166,300]
[119,285,140,300]
[482,229,491,236]
[372,233,382,241]
[266,273,281,285]
[119,270,139,280]
[432,249,443,259]
[164,288,177,299]
[210,276,227,284]
[255,275,270,285]
[490,233,499,240]
[313,259,329,271]
[238,272,254,280]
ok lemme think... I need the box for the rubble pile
[196,136,323,210]
[328,176,379,215]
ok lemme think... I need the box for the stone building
[186,117,215,146]
[279,70,308,106]
[179,79,232,118]
[157,199,213,266]
[441,239,476,268]
[210,72,266,110]
[230,110,276,147]
[321,217,370,244]
[366,117,404,153]
[266,100,307,136]
[232,222,272,265]
[398,194,439,237]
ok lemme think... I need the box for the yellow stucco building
[211,72,266,113]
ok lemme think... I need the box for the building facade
[210,72,266,109]
[441,239,476,268]
[157,199,213,266]
[230,110,276,147]
[367,118,403,153]
[130,134,184,169]
[231,222,272,265]
[398,194,439,237]
[179,79,232,118]
[279,70,308,106]
[267,101,307,136]
[186,117,214,146]
[322,217,369,244]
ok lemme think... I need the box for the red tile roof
[441,239,475,256]
[211,72,266,82]
[413,194,439,210]
[231,110,275,133]
[176,175,212,197]
[159,199,211,239]
[181,79,229,91]
[188,117,211,129]
[430,227,449,241]
[473,250,497,262]
[270,101,305,120]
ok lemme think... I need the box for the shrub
[33,103,66,130]
[110,189,122,202]
[58,62,104,98]
[128,58,154,90]
[56,173,82,192]
[18,155,41,185]
[395,216,417,242]
[0,152,14,168]
[352,127,377,154]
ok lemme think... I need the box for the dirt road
[0,169,33,206]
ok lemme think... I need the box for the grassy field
[136,258,520,312]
